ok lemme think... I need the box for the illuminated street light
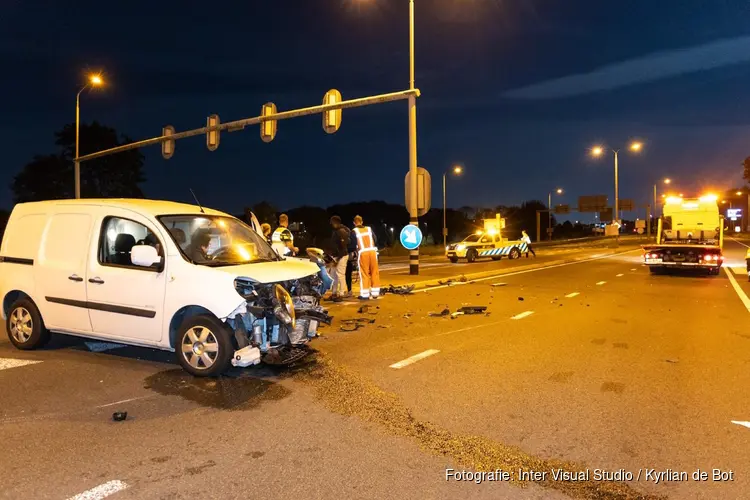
[443,165,464,248]
[75,72,106,199]
[548,188,564,241]
[590,141,644,225]
[737,191,743,196]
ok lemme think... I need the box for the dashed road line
[731,420,750,429]
[67,480,128,500]
[0,358,42,371]
[596,281,607,285]
[630,268,637,271]
[390,349,440,369]
[616,273,624,277]
[511,311,534,320]
[724,267,750,313]
[564,292,580,298]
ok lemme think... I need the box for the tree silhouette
[249,201,279,225]
[11,121,145,203]
[743,157,750,182]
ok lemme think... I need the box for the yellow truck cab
[445,215,528,263]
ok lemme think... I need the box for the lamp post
[591,141,643,223]
[650,178,670,236]
[548,188,563,240]
[443,165,463,248]
[75,74,104,199]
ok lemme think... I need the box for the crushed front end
[226,272,333,367]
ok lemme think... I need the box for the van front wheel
[176,315,234,377]
[6,298,50,350]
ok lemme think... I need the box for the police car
[445,216,528,263]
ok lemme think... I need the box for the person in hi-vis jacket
[521,230,536,258]
[352,215,381,300]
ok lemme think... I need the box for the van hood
[213,258,319,284]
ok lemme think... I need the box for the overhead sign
[619,199,634,211]
[405,167,432,217]
[728,208,742,221]
[260,102,277,143]
[399,225,423,250]
[322,89,342,134]
[206,114,220,151]
[161,125,175,160]
[635,220,646,229]
[554,204,570,214]
[599,207,613,222]
[578,195,608,213]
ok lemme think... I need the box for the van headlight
[273,284,295,328]
[456,244,466,251]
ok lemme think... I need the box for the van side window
[480,235,492,244]
[99,216,162,268]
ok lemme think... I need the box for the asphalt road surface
[2,240,750,499]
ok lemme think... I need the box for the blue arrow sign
[399,225,423,250]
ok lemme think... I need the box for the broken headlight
[273,284,295,328]
[234,278,258,299]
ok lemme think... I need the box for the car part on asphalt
[112,412,128,422]
[381,284,415,295]
[457,306,487,315]
[428,308,451,317]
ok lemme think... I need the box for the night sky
[3,0,750,218]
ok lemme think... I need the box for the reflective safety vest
[354,226,376,252]
[271,227,293,256]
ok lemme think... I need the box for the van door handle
[68,274,83,282]
[88,277,105,284]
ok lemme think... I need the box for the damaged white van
[0,199,332,376]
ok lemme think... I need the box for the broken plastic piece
[112,412,127,422]
[232,346,262,367]
[457,306,487,315]
[428,308,451,317]
[518,297,524,301]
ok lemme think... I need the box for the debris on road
[381,285,415,295]
[491,282,507,287]
[518,297,524,301]
[339,318,376,332]
[428,308,451,317]
[665,358,679,364]
[457,306,487,315]
[357,305,379,315]
[112,411,128,422]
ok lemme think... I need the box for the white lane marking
[96,397,149,409]
[565,292,580,298]
[511,311,534,320]
[67,480,128,500]
[616,274,624,277]
[724,267,750,313]
[630,268,637,271]
[596,281,607,285]
[413,249,641,293]
[731,420,750,429]
[85,342,127,353]
[389,349,440,369]
[491,282,507,287]
[0,358,42,371]
[730,238,750,249]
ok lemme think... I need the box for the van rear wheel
[176,314,234,377]
[6,298,50,350]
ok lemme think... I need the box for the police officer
[271,214,298,257]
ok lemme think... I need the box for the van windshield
[158,215,280,266]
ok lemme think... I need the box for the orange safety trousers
[358,250,381,298]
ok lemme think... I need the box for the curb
[377,246,641,292]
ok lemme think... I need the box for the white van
[0,199,331,376]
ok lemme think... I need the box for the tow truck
[445,214,528,263]
[642,194,724,275]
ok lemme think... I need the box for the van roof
[13,198,228,217]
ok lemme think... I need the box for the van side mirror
[131,244,161,268]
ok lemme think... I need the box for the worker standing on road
[345,222,358,296]
[353,215,381,300]
[329,216,351,301]
[521,230,536,258]
[271,214,298,257]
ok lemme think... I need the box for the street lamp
[75,73,104,199]
[650,177,671,235]
[443,165,463,248]
[591,141,643,223]
[548,187,563,241]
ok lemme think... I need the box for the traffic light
[260,103,277,143]
[161,125,175,160]
[322,89,342,134]
[206,114,220,151]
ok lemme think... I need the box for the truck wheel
[6,298,51,350]
[449,257,459,263]
[466,249,478,263]
[176,314,234,377]
[509,248,521,260]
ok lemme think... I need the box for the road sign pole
[536,211,541,242]
[408,93,419,275]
